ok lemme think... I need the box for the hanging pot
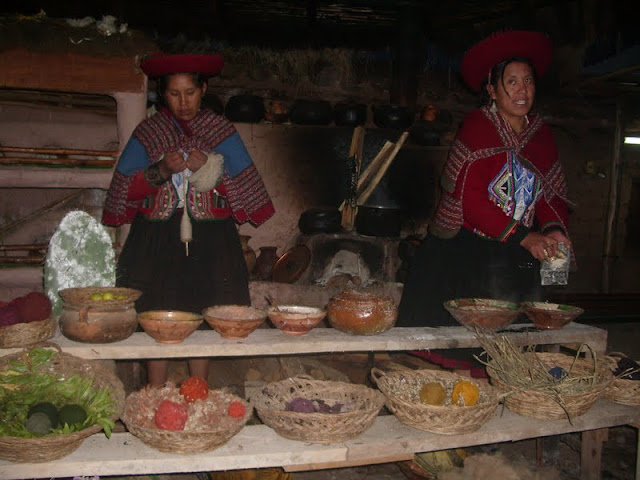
[355,206,404,237]
[225,94,265,123]
[298,208,342,235]
[290,100,333,126]
[372,104,414,130]
[334,102,367,126]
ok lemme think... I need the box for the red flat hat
[460,30,553,91]
[140,53,224,77]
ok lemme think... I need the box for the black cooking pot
[334,102,367,126]
[290,100,333,125]
[298,207,342,234]
[410,121,441,146]
[225,95,265,123]
[355,206,404,237]
[372,104,414,130]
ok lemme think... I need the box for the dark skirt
[116,212,250,315]
[397,228,541,376]
[398,228,541,327]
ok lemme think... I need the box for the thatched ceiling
[0,0,637,100]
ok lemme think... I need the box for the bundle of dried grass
[474,332,612,421]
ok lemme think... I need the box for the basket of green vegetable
[0,343,125,462]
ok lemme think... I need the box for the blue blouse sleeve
[116,137,151,175]
[213,132,253,178]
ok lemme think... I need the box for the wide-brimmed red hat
[460,30,553,91]
[140,53,224,77]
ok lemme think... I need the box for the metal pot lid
[271,245,311,284]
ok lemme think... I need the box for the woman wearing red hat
[398,31,573,369]
[102,53,275,386]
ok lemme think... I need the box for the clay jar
[326,289,398,335]
[255,246,279,281]
[60,303,138,343]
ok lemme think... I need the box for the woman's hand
[545,230,572,251]
[184,150,208,172]
[520,232,558,262]
[158,151,188,178]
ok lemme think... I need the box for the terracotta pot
[326,289,397,335]
[255,246,279,281]
[137,310,203,344]
[334,102,367,126]
[59,303,138,343]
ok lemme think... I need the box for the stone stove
[291,232,401,287]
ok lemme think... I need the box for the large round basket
[0,315,56,348]
[122,386,252,454]
[487,352,612,420]
[0,344,126,463]
[250,375,385,444]
[603,355,640,406]
[371,368,500,435]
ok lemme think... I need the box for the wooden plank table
[0,322,627,480]
[1,322,609,359]
[1,402,638,480]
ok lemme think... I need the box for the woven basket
[487,352,612,420]
[58,287,142,308]
[371,368,500,435]
[250,375,385,443]
[122,386,252,454]
[603,355,640,406]
[0,344,126,463]
[0,315,56,348]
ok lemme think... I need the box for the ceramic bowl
[326,289,397,335]
[203,305,267,339]
[267,305,326,336]
[137,310,203,344]
[521,301,584,330]
[443,298,521,331]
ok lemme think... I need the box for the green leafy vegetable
[0,347,117,438]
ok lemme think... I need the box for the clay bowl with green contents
[521,302,584,330]
[443,298,521,331]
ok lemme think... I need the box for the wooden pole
[601,103,623,293]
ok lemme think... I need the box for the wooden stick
[0,157,116,167]
[357,131,408,205]
[0,146,118,156]
[341,126,366,230]
[0,244,48,251]
[0,190,85,237]
[356,141,394,193]
[0,256,44,264]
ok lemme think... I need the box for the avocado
[25,412,53,435]
[58,404,87,427]
[28,402,59,427]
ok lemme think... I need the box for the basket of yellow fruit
[58,287,142,343]
[371,368,500,435]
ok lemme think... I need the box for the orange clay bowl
[137,310,203,344]
[267,305,326,336]
[203,305,267,339]
[521,301,584,330]
[326,289,397,335]
[443,298,521,331]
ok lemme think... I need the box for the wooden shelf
[0,166,113,189]
[0,322,609,359]
[1,401,638,479]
